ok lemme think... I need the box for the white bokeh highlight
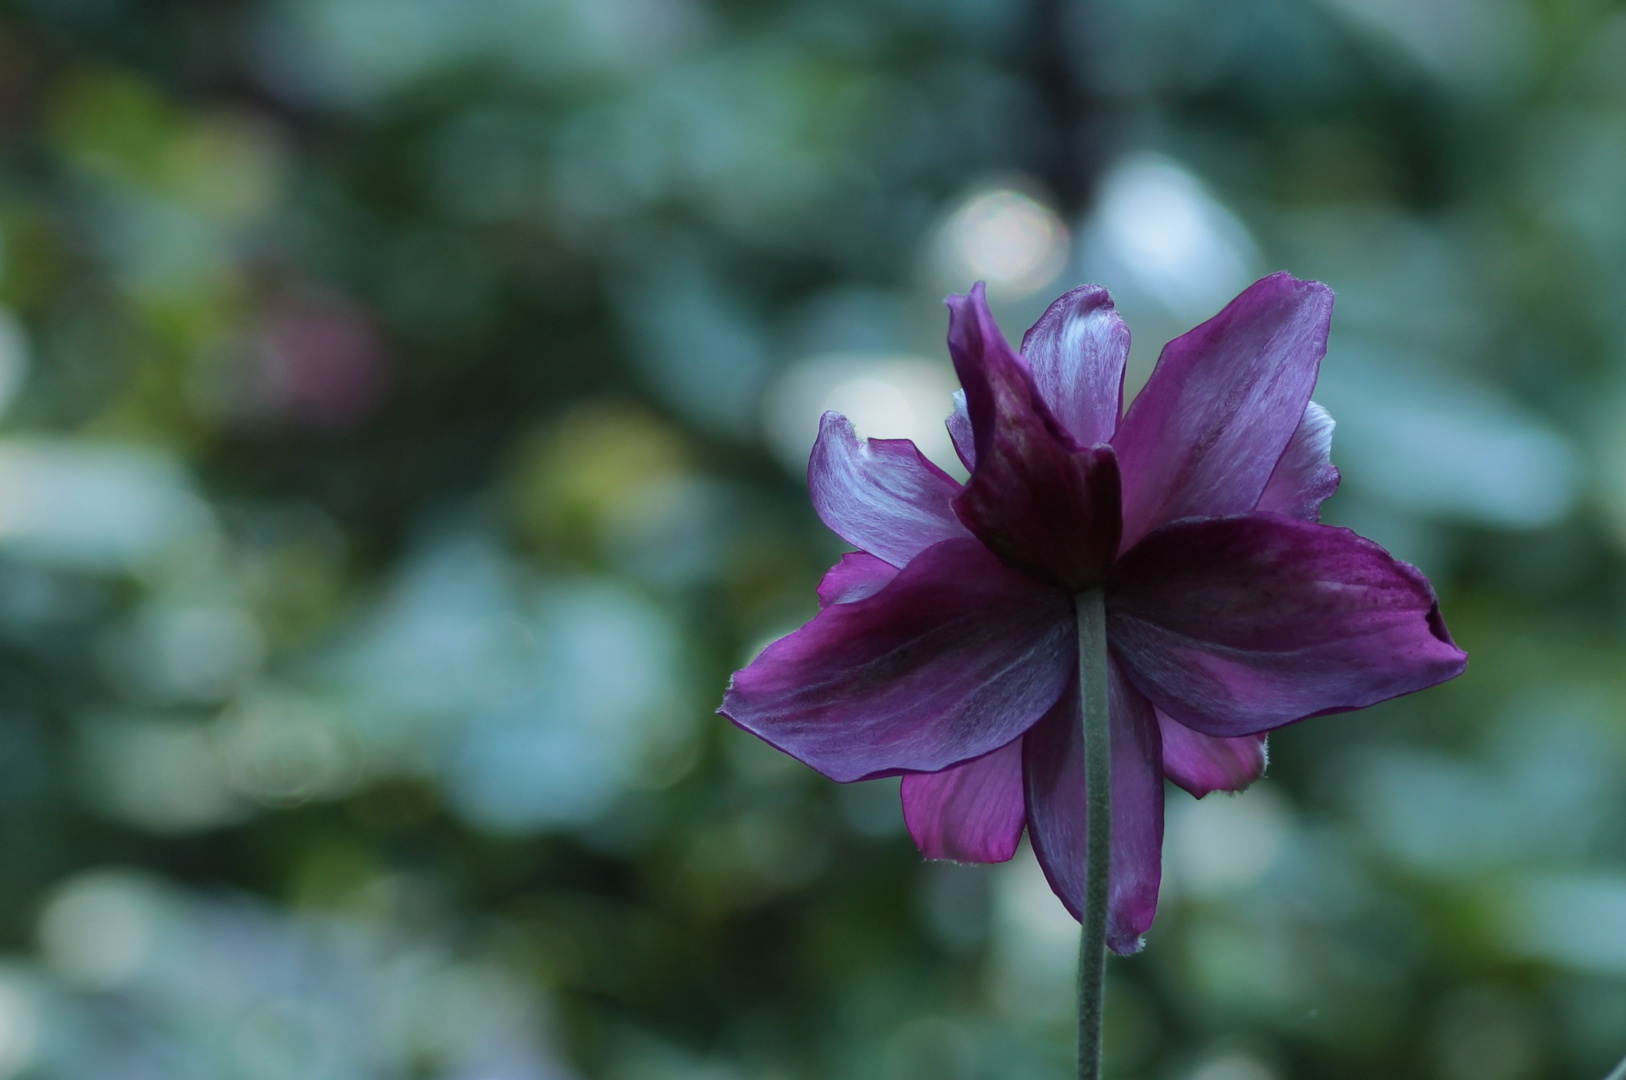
[1167,786,1291,897]
[0,442,215,572]
[763,353,962,477]
[937,187,1069,300]
[1082,153,1258,321]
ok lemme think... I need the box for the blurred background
[0,0,1621,1077]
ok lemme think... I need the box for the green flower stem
[1606,1053,1626,1080]
[1074,589,1111,1080]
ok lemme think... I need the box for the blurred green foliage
[0,0,1622,1078]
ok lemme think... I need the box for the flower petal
[1158,711,1267,798]
[722,537,1073,783]
[809,412,970,568]
[1112,272,1334,549]
[1020,284,1130,448]
[946,285,1122,588]
[1107,514,1468,738]
[1023,661,1164,954]
[1255,401,1339,521]
[816,551,899,607]
[947,389,976,470]
[901,737,1026,862]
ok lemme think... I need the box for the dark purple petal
[1107,514,1468,738]
[1112,273,1334,549]
[901,737,1026,862]
[1255,401,1339,521]
[722,538,1074,783]
[1023,661,1164,954]
[947,389,976,470]
[946,285,1122,588]
[1158,711,1268,798]
[809,412,970,568]
[816,552,899,608]
[1020,285,1130,448]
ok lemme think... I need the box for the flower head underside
[720,273,1467,952]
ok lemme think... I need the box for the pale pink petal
[1256,401,1339,521]
[816,552,899,607]
[809,412,969,568]
[947,389,975,470]
[1158,711,1268,797]
[901,737,1026,863]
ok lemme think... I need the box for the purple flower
[721,273,1466,953]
